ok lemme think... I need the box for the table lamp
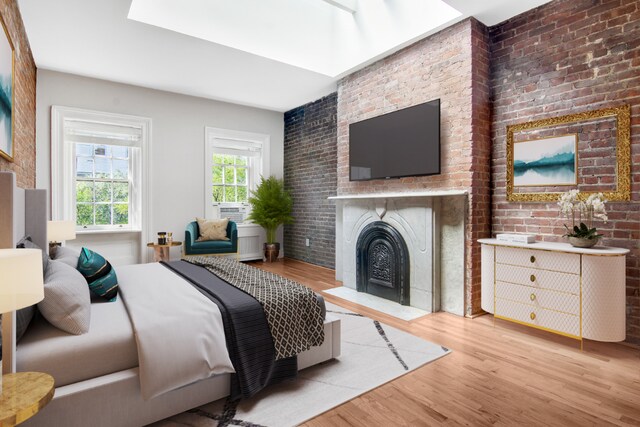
[0,249,44,395]
[47,220,76,257]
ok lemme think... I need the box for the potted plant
[247,175,294,262]
[558,190,608,248]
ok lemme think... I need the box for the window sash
[73,146,134,229]
[211,154,252,204]
[66,138,141,231]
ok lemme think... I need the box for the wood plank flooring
[249,258,640,427]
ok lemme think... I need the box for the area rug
[153,302,450,427]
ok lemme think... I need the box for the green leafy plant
[246,176,294,244]
[563,222,602,240]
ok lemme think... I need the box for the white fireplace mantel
[332,189,467,315]
[328,190,467,201]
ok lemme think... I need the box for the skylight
[128,0,462,78]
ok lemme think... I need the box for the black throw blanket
[162,260,297,400]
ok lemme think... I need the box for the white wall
[36,69,284,262]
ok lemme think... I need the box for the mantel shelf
[328,190,468,201]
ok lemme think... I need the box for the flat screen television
[349,99,440,181]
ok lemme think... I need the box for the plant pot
[568,236,599,248]
[263,242,280,262]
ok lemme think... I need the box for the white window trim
[51,106,153,263]
[204,127,270,219]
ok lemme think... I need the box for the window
[51,107,150,234]
[75,143,131,227]
[205,127,270,219]
[211,153,249,203]
[65,123,141,231]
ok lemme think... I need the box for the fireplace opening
[356,221,410,305]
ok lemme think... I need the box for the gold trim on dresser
[487,242,629,257]
[494,314,582,341]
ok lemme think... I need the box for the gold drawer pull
[530,255,536,263]
[530,293,536,301]
[530,312,536,320]
[530,274,536,282]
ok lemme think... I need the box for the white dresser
[479,239,629,342]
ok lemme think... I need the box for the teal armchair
[184,220,238,256]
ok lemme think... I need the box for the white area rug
[323,287,430,321]
[153,302,450,427]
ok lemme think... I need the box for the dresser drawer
[496,264,580,295]
[496,246,580,274]
[496,298,580,337]
[496,282,580,315]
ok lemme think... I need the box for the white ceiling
[18,0,552,112]
[128,0,462,78]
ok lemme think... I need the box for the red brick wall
[337,19,492,316]
[469,21,492,315]
[490,0,640,343]
[0,1,36,188]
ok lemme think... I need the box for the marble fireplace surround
[330,190,467,315]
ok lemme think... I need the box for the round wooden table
[0,372,55,426]
[147,241,182,262]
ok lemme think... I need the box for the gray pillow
[38,260,91,335]
[16,235,49,274]
[52,246,80,269]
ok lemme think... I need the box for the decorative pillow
[52,246,80,269]
[196,217,230,242]
[16,235,49,275]
[38,260,91,335]
[76,248,119,301]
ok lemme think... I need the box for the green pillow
[77,247,119,301]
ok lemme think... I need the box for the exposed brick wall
[283,93,337,269]
[490,0,640,343]
[337,19,492,316]
[469,21,493,314]
[0,1,36,188]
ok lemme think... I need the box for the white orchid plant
[558,190,608,240]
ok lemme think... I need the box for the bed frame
[0,172,341,427]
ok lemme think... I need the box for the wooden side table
[0,372,54,426]
[147,241,182,262]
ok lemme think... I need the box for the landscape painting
[513,134,577,187]
[0,18,13,161]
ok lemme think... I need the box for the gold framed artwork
[506,104,631,202]
[0,13,14,162]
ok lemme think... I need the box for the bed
[0,172,341,427]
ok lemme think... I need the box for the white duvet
[117,262,235,400]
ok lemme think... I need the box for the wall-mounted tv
[349,99,440,181]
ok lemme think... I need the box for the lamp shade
[47,220,76,242]
[0,249,44,313]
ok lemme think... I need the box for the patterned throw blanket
[185,256,325,360]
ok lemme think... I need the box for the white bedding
[17,295,138,387]
[117,262,235,400]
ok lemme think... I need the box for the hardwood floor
[249,258,640,427]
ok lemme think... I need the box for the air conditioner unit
[219,204,250,224]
